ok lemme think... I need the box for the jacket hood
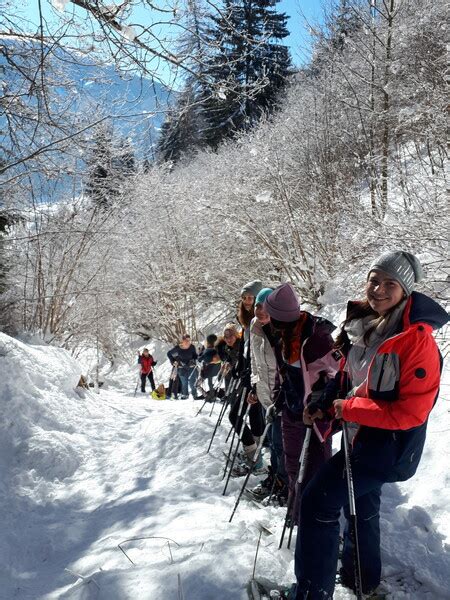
[405,292,449,330]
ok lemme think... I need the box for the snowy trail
[1,336,449,600]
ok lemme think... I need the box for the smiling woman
[298,250,449,599]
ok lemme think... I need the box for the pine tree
[86,126,136,208]
[156,0,210,163]
[201,0,291,148]
[156,88,203,163]
[157,0,291,160]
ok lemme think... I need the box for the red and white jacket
[320,292,448,482]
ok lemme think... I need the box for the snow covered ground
[1,332,449,599]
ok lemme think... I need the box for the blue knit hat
[255,287,274,306]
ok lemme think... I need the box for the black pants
[229,389,265,447]
[141,372,155,392]
[167,376,179,398]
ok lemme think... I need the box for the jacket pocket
[368,352,400,401]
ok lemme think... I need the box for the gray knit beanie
[369,251,423,295]
[240,280,263,298]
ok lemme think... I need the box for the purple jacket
[275,314,339,441]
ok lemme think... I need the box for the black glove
[305,400,320,416]
[265,403,278,424]
[153,361,158,366]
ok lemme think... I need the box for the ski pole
[196,365,226,417]
[222,385,247,480]
[222,402,250,495]
[342,420,363,600]
[287,426,313,548]
[223,393,251,495]
[279,426,312,549]
[195,398,209,417]
[217,375,237,423]
[229,421,271,522]
[206,377,237,454]
[134,373,141,397]
[208,366,227,416]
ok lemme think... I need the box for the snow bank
[0,333,83,484]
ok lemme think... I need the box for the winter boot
[250,467,274,501]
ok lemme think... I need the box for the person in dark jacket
[230,280,268,473]
[216,323,242,385]
[294,251,449,599]
[138,348,157,393]
[264,283,339,521]
[167,334,198,399]
[198,334,222,394]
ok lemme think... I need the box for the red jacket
[138,354,155,374]
[342,295,443,430]
[319,292,448,482]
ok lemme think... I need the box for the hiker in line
[228,280,268,474]
[216,323,242,386]
[264,283,339,523]
[249,287,288,502]
[294,251,449,599]
[138,348,157,393]
[198,334,222,396]
[167,334,199,399]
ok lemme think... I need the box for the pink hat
[264,283,301,322]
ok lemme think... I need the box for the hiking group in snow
[136,250,448,600]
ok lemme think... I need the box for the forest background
[1,0,448,373]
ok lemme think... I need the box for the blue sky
[20,0,324,82]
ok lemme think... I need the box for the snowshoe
[335,569,387,598]
[247,578,293,599]
[231,462,251,477]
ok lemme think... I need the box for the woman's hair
[237,299,254,329]
[335,299,403,349]
[270,318,298,362]
[223,322,239,337]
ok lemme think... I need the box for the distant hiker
[138,348,157,393]
[264,283,339,522]
[167,334,199,399]
[198,334,221,393]
[151,383,166,400]
[295,251,449,599]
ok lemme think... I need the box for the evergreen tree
[156,0,210,163]
[86,125,136,208]
[309,0,364,75]
[156,88,203,163]
[201,0,291,148]
[157,0,291,161]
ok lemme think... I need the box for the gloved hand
[303,401,324,426]
[265,403,278,424]
[153,361,158,366]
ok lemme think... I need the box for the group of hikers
[136,250,448,599]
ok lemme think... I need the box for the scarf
[344,300,406,388]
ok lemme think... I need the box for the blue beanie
[255,287,274,306]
